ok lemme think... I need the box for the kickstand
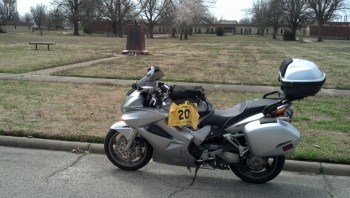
[189,164,200,186]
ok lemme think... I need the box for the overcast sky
[17,0,254,21]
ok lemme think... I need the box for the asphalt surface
[1,146,350,198]
[1,135,349,177]
[0,57,349,179]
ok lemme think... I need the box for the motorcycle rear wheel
[104,129,153,170]
[230,155,285,184]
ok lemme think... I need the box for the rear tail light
[282,143,294,151]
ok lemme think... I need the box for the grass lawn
[0,80,349,164]
[0,32,117,73]
[1,33,349,89]
[54,34,350,89]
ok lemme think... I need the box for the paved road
[1,146,349,198]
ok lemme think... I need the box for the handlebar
[144,82,171,108]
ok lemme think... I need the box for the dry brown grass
[1,33,349,89]
[0,33,117,73]
[55,34,350,89]
[0,80,128,140]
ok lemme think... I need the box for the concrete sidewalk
[0,73,349,97]
[0,135,349,177]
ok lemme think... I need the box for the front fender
[110,121,136,141]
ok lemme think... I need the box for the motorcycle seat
[200,99,278,128]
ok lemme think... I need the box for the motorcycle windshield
[136,66,164,88]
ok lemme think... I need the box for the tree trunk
[180,29,183,40]
[73,21,79,35]
[171,28,176,38]
[184,28,188,40]
[317,27,323,42]
[290,26,297,41]
[149,24,154,38]
[273,26,278,39]
[118,20,123,37]
[112,20,117,35]
[73,0,79,36]
[259,28,264,36]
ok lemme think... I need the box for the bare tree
[282,0,312,40]
[307,0,347,42]
[98,0,137,37]
[239,17,251,24]
[30,3,47,37]
[0,0,19,21]
[47,8,65,30]
[250,0,269,36]
[139,0,171,38]
[53,0,87,35]
[174,0,193,39]
[268,0,284,39]
[81,0,101,34]
[23,12,32,23]
[174,0,215,40]
[158,0,177,37]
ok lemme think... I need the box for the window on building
[241,28,243,34]
[159,27,161,32]
[15,25,17,29]
[249,29,251,34]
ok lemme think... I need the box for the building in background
[307,22,350,40]
[0,21,33,33]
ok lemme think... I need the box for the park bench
[29,42,56,50]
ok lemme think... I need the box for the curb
[1,135,349,176]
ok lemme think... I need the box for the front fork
[110,121,137,151]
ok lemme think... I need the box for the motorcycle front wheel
[230,155,285,184]
[104,129,153,171]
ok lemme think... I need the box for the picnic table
[29,42,56,50]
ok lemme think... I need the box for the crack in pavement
[322,175,335,198]
[168,188,185,198]
[147,170,241,198]
[45,153,87,182]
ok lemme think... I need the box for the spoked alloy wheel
[104,129,153,170]
[230,155,285,184]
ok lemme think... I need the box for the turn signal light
[271,105,289,117]
[120,118,128,125]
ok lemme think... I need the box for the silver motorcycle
[104,58,326,184]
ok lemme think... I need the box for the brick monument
[122,25,149,55]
